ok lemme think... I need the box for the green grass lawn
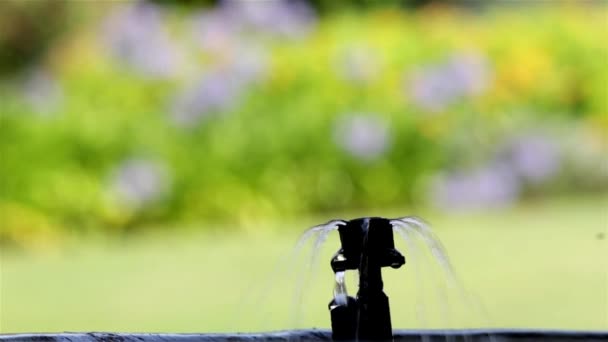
[1,197,607,333]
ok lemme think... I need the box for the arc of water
[391,217,455,278]
[296,219,347,254]
[391,217,495,341]
[392,219,453,342]
[310,220,347,272]
[392,224,431,342]
[291,219,346,329]
[246,219,345,330]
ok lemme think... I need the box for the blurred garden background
[1,0,607,334]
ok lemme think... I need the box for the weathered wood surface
[1,330,608,342]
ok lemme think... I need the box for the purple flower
[190,9,240,56]
[408,68,454,113]
[221,0,316,39]
[102,2,182,78]
[432,164,519,211]
[334,114,391,161]
[169,70,241,127]
[443,53,490,96]
[503,134,561,184]
[20,68,63,115]
[432,132,562,211]
[406,52,491,112]
[111,158,170,207]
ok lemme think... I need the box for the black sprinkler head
[330,217,405,273]
[328,217,407,341]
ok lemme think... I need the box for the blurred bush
[0,1,606,249]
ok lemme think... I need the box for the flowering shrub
[0,2,606,246]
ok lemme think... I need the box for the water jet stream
[391,217,494,341]
[239,220,344,330]
[333,271,348,306]
[392,224,433,342]
[291,220,346,329]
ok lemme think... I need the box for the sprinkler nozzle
[328,217,406,341]
[330,217,405,273]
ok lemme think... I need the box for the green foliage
[0,5,606,247]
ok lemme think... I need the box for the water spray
[3,217,607,342]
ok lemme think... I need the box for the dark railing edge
[1,329,608,341]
